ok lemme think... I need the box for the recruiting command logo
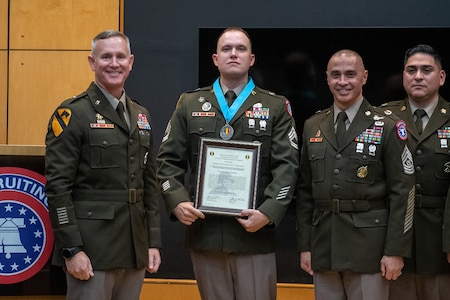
[0,167,53,284]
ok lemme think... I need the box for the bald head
[327,49,365,72]
[326,49,368,110]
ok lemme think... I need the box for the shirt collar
[220,81,247,96]
[95,82,126,110]
[333,96,364,124]
[408,96,439,118]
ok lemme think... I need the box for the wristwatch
[61,247,82,259]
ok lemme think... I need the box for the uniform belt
[73,189,144,204]
[415,194,445,208]
[314,199,386,213]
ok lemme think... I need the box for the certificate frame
[195,138,261,216]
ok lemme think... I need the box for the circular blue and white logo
[0,167,53,284]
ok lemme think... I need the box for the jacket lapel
[420,97,450,142]
[86,83,129,132]
[340,99,375,150]
[317,108,338,149]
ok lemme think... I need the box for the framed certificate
[195,138,261,216]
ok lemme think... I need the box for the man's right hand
[173,202,205,225]
[65,251,94,280]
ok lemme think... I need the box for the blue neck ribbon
[213,77,255,123]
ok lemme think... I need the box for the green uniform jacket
[382,97,450,274]
[157,85,299,253]
[45,82,162,269]
[297,98,415,273]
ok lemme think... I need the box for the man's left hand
[147,248,161,273]
[380,255,403,280]
[236,209,271,233]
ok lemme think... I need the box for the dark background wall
[124,0,450,283]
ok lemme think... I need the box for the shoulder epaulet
[255,87,286,100]
[379,100,404,108]
[62,91,87,105]
[371,105,399,121]
[314,108,330,116]
[185,86,211,94]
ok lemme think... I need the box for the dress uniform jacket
[157,85,299,253]
[297,98,415,273]
[45,82,162,269]
[382,97,450,274]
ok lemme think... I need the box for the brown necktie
[225,90,237,106]
[116,101,128,127]
[414,109,426,134]
[336,111,348,147]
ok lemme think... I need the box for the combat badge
[51,108,71,137]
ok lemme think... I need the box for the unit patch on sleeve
[396,120,408,141]
[51,108,72,137]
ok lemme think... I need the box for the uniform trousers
[389,273,450,300]
[313,270,389,300]
[190,249,277,300]
[65,268,146,300]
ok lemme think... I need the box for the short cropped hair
[404,44,442,69]
[91,30,132,55]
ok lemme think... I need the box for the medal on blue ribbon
[213,77,255,140]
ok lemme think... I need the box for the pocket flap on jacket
[352,209,388,228]
[74,201,115,220]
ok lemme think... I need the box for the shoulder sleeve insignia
[396,120,408,141]
[51,108,72,137]
[285,99,293,117]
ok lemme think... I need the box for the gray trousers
[389,273,450,300]
[313,271,389,300]
[65,268,146,300]
[191,250,277,300]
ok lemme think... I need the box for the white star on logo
[29,216,37,225]
[18,207,27,215]
[34,230,42,238]
[5,204,13,212]
[11,262,19,271]
[24,256,32,264]
[33,244,41,252]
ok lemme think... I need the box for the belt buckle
[129,189,137,204]
[332,199,340,213]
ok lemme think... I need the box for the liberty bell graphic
[0,217,27,259]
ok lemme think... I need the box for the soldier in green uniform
[296,49,415,300]
[157,27,299,300]
[45,30,161,300]
[383,44,450,300]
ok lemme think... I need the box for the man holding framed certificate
[157,27,299,300]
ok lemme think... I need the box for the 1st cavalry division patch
[51,108,72,137]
